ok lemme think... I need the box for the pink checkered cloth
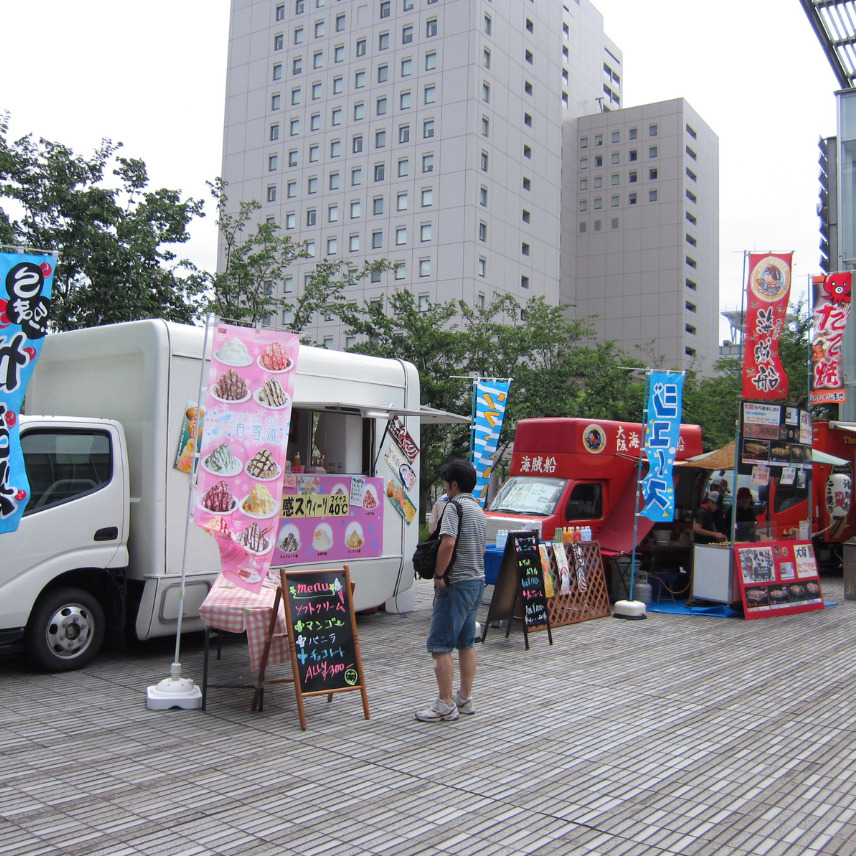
[199,574,289,671]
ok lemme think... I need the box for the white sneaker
[453,691,474,715]
[415,697,459,722]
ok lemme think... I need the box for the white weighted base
[146,662,203,710]
[612,599,647,620]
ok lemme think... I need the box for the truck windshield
[488,477,566,517]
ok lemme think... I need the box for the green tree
[0,115,206,330]
[207,179,390,338]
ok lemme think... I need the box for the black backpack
[412,500,463,580]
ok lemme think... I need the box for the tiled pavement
[3,574,856,856]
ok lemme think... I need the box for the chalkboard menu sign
[280,566,370,729]
[482,531,553,649]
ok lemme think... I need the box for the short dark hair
[439,459,477,493]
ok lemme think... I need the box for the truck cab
[485,418,705,551]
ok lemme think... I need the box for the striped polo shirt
[439,492,486,583]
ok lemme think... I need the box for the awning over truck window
[296,402,469,424]
[596,476,655,554]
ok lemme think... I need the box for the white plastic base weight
[146,662,203,710]
[612,599,647,620]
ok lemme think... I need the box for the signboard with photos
[738,402,812,476]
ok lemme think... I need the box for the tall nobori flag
[0,253,54,534]
[742,253,793,400]
[809,272,852,406]
[640,373,684,523]
[471,379,510,506]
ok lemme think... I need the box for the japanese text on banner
[809,272,851,406]
[194,324,299,591]
[640,373,684,523]
[0,253,54,534]
[741,253,792,400]
[472,379,510,506]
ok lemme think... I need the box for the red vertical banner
[810,272,852,406]
[742,253,793,400]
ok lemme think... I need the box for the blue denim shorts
[426,579,485,653]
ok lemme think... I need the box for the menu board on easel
[481,531,553,649]
[734,541,824,619]
[281,566,370,729]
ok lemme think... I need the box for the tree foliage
[0,115,206,330]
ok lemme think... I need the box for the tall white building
[222,0,718,368]
[566,99,720,368]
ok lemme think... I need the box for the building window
[398,191,409,210]
[377,64,389,83]
[398,158,409,177]
[329,172,340,190]
[355,70,366,88]
[394,264,405,280]
[275,33,285,50]
[293,27,304,44]
[521,275,530,289]
[686,124,697,139]
[522,209,530,223]
[372,231,383,249]
[686,256,697,268]
[423,119,435,139]
[273,63,283,80]
[425,51,437,70]
[376,97,387,116]
[352,135,363,153]
[312,82,322,100]
[351,200,361,217]
[380,0,390,17]
[478,257,486,277]
[628,193,637,205]
[524,81,533,96]
[686,145,697,160]
[686,211,697,224]
[354,102,365,121]
[336,13,345,30]
[611,217,619,229]
[329,204,339,222]
[374,163,385,181]
[271,93,281,110]
[421,223,431,241]
[422,153,434,172]
[649,124,658,137]
[686,301,697,312]
[291,88,302,105]
[478,221,487,241]
[276,4,286,20]
[399,124,410,143]
[481,117,489,137]
[286,213,296,229]
[629,128,638,140]
[307,176,319,194]
[292,56,303,75]
[402,25,414,44]
[288,149,298,167]
[313,51,323,69]
[525,49,533,64]
[524,113,532,127]
[686,233,697,246]
[379,31,390,50]
[373,197,384,215]
[267,185,277,202]
[349,234,360,251]
[269,154,278,171]
[425,85,436,104]
[525,18,534,32]
[523,144,531,159]
[396,226,407,245]
[484,14,492,35]
[629,171,637,183]
[594,156,603,168]
[371,269,382,283]
[593,198,602,210]
[419,258,431,276]
[306,209,317,226]
[426,18,438,37]
[289,118,300,135]
[334,44,344,62]
[521,242,529,256]
[375,129,386,148]
[579,179,588,190]
[287,180,297,197]
[612,131,620,143]
[330,140,341,158]
[479,186,487,206]
[611,173,619,186]
[687,189,697,203]
[270,123,280,141]
[356,38,367,56]
[351,168,362,186]
[649,190,658,201]
[421,188,431,206]
[522,177,531,191]
[649,146,658,158]
[629,149,637,161]
[310,112,321,131]
[611,152,619,164]
[333,76,343,94]
[594,176,602,188]
[402,58,412,76]
[686,167,697,182]
[400,91,411,109]
[610,195,618,208]
[482,83,490,103]
[481,151,488,171]
[309,145,319,163]
[315,20,324,37]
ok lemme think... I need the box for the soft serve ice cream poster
[194,324,298,592]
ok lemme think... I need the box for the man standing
[416,459,486,722]
[693,491,727,544]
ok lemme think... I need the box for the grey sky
[1,1,839,346]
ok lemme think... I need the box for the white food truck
[3,319,437,671]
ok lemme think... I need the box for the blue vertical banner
[640,372,684,523]
[0,252,54,534]
[471,379,510,506]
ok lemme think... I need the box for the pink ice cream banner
[271,475,385,566]
[194,323,299,592]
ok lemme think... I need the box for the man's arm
[434,534,456,586]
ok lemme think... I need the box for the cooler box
[843,539,856,601]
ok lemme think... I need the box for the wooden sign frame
[481,531,553,649]
[253,565,370,729]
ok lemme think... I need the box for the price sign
[281,493,350,518]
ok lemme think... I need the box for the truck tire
[25,588,106,672]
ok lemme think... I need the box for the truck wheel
[25,588,106,672]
